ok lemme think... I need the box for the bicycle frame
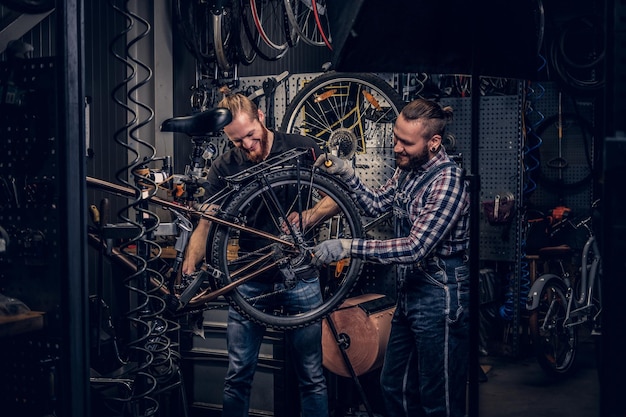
[87,148,315,263]
[564,223,602,327]
[87,145,364,323]
[526,218,602,329]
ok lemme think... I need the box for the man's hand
[312,239,352,267]
[314,154,355,181]
[284,211,310,233]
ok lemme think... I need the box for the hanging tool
[547,93,568,197]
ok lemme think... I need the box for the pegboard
[235,72,322,129]
[0,56,70,417]
[236,73,525,266]
[524,81,596,213]
[441,95,524,262]
[0,57,64,312]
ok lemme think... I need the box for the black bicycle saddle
[160,107,232,137]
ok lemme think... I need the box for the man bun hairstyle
[217,85,259,121]
[401,98,453,138]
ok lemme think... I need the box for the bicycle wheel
[528,275,578,378]
[310,0,332,50]
[173,0,215,72]
[212,3,238,72]
[236,0,258,65]
[536,113,595,191]
[241,0,289,61]
[209,167,364,329]
[283,0,327,47]
[281,72,405,191]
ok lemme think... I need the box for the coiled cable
[499,10,547,321]
[107,2,182,415]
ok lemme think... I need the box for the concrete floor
[479,329,600,417]
[329,327,601,417]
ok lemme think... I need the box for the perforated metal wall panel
[439,95,524,262]
[524,81,596,213]
[237,73,526,265]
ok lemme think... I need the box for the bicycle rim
[310,0,332,50]
[236,0,258,65]
[283,0,325,47]
[528,278,578,377]
[209,167,364,329]
[212,7,237,72]
[250,0,289,52]
[241,0,289,61]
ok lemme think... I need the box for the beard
[395,145,429,170]
[246,127,270,163]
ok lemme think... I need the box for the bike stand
[325,314,376,417]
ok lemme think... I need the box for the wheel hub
[328,128,358,159]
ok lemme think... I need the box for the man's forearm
[306,195,341,225]
[182,219,210,274]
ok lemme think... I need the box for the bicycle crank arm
[177,269,211,308]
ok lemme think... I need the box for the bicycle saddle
[160,107,232,137]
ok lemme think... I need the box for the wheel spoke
[250,0,289,51]
[283,0,327,47]
[209,166,364,329]
[281,72,406,192]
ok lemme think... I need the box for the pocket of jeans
[300,275,320,284]
[421,258,446,287]
[447,266,470,324]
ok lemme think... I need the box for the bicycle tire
[241,0,289,61]
[281,0,301,47]
[249,0,289,52]
[281,72,405,191]
[236,0,258,65]
[310,0,332,50]
[212,5,238,72]
[528,274,578,378]
[548,15,605,96]
[209,167,364,329]
[283,0,325,47]
[173,0,216,72]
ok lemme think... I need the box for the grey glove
[314,154,355,181]
[312,238,352,267]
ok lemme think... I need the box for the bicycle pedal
[178,270,208,306]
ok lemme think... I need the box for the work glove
[312,238,352,267]
[314,154,355,181]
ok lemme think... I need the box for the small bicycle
[526,199,603,378]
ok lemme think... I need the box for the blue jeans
[222,277,329,417]
[380,255,470,417]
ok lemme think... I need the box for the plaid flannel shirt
[347,151,470,264]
